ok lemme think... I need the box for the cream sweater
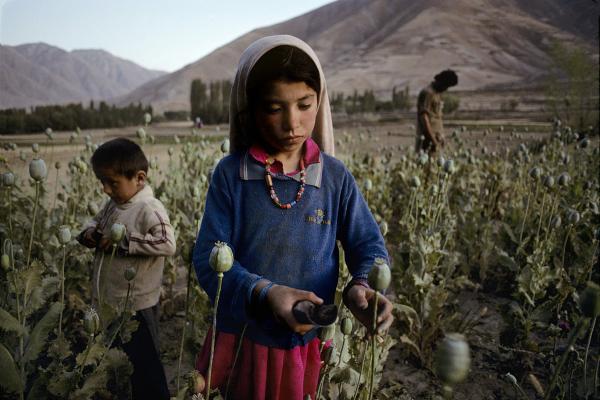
[79,185,176,311]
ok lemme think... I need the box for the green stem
[224,324,247,400]
[352,340,368,400]
[95,252,106,308]
[100,282,132,366]
[367,293,379,400]
[337,336,347,366]
[561,226,573,270]
[26,181,40,268]
[519,182,537,243]
[206,273,223,399]
[52,167,59,211]
[544,319,586,400]
[316,364,329,400]
[7,188,13,236]
[58,244,66,336]
[176,261,194,393]
[535,191,547,246]
[583,316,596,397]
[76,334,95,378]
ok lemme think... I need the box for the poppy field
[0,118,598,399]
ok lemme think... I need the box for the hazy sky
[0,0,333,72]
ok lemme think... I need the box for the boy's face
[254,79,318,158]
[95,168,146,204]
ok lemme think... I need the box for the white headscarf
[229,35,335,155]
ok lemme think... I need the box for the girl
[193,35,393,400]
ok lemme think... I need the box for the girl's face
[254,79,318,157]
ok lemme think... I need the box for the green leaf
[23,302,62,364]
[0,307,25,336]
[0,342,23,393]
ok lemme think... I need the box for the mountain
[117,0,598,113]
[0,43,166,109]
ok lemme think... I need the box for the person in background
[416,69,458,154]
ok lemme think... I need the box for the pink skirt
[195,328,325,400]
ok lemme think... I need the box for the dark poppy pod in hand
[209,241,234,273]
[368,258,391,291]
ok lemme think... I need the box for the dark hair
[237,46,321,147]
[434,69,458,89]
[247,45,321,104]
[91,137,148,178]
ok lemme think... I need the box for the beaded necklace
[264,156,306,209]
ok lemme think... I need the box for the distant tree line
[190,79,232,124]
[0,102,153,134]
[330,86,412,113]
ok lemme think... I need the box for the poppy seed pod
[341,317,353,335]
[528,167,541,180]
[418,153,429,166]
[221,138,230,153]
[443,159,455,174]
[567,210,580,225]
[110,223,126,243]
[87,202,99,216]
[580,138,589,149]
[209,241,234,273]
[437,156,446,168]
[364,179,373,192]
[543,175,555,189]
[579,281,600,318]
[83,308,100,336]
[410,176,421,188]
[368,258,391,291]
[54,161,61,170]
[550,215,562,230]
[1,254,10,270]
[434,333,471,385]
[124,266,137,281]
[31,143,39,153]
[557,172,570,187]
[379,220,388,237]
[144,113,152,125]
[2,172,15,187]
[188,370,205,394]
[57,225,71,245]
[29,158,47,181]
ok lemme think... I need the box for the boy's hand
[344,285,393,336]
[78,228,100,248]
[266,284,323,335]
[97,236,113,251]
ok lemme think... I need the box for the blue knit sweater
[193,151,388,349]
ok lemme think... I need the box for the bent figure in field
[416,69,458,154]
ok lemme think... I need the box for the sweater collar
[240,138,322,188]
[115,184,153,209]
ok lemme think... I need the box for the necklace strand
[264,157,306,209]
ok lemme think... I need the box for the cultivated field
[0,111,598,399]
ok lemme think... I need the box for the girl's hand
[266,284,323,335]
[344,285,393,335]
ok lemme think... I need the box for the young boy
[77,137,175,399]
